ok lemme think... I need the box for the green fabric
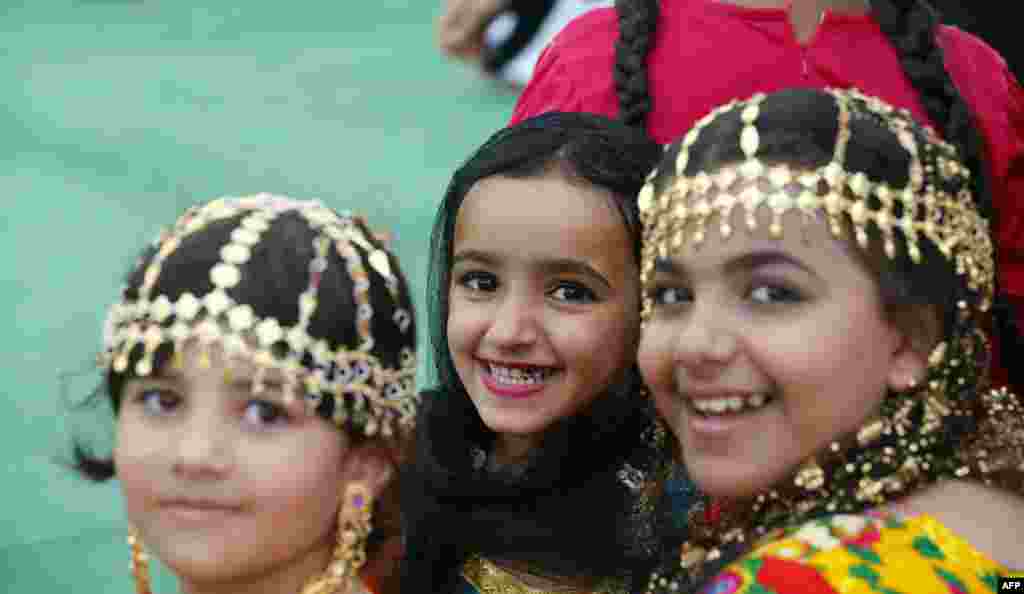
[1,2,516,592]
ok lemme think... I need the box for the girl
[509,0,1024,392]
[637,88,1023,593]
[400,112,679,594]
[71,195,418,594]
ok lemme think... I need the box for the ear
[337,442,398,509]
[885,305,942,392]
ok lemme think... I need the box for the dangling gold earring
[303,481,375,594]
[128,524,153,594]
[330,482,373,579]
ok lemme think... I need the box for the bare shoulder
[902,480,1024,569]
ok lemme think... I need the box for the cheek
[638,324,682,426]
[446,298,485,358]
[114,414,163,516]
[559,312,637,378]
[250,436,344,527]
[638,322,673,394]
[764,306,893,435]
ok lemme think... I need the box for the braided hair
[871,0,1024,391]
[610,0,1023,391]
[614,0,659,130]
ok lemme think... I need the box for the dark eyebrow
[452,249,499,267]
[452,250,612,290]
[151,365,286,393]
[230,377,284,392]
[151,366,183,381]
[725,250,820,279]
[536,258,612,290]
[653,250,820,279]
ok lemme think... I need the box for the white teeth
[692,393,772,415]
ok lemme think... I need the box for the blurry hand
[437,0,510,63]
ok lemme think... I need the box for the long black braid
[872,0,1024,392]
[614,0,659,130]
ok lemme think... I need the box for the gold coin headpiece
[638,88,994,320]
[99,194,418,437]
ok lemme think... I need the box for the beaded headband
[99,194,418,437]
[637,88,995,319]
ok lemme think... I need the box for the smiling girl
[636,88,1024,594]
[71,195,418,594]
[400,112,678,594]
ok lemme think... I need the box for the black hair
[65,202,416,565]
[612,0,1023,392]
[640,88,1006,592]
[613,0,659,130]
[400,112,671,592]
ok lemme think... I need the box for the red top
[510,1,1024,385]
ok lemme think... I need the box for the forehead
[655,205,863,277]
[454,173,632,260]
[138,341,293,392]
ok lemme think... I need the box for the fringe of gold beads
[638,89,994,322]
[99,195,418,438]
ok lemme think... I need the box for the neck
[179,540,347,594]
[492,433,539,468]
[724,0,870,42]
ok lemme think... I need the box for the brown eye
[748,284,803,305]
[243,400,290,428]
[136,389,180,415]
[457,271,498,292]
[649,286,691,306]
[549,282,597,303]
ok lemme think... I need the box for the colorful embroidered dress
[698,513,1013,594]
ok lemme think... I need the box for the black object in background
[481,0,558,75]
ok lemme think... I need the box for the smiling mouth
[480,360,560,385]
[161,499,242,512]
[687,392,776,417]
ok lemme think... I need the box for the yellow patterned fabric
[695,513,1011,594]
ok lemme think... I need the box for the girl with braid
[637,87,1024,593]
[71,195,418,594]
[509,0,1024,393]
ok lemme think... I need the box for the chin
[687,459,780,500]
[476,409,556,437]
[155,539,248,579]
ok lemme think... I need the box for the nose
[672,303,738,381]
[484,290,540,352]
[172,410,232,480]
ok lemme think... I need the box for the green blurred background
[2,1,516,590]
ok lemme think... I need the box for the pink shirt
[511,1,1024,386]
